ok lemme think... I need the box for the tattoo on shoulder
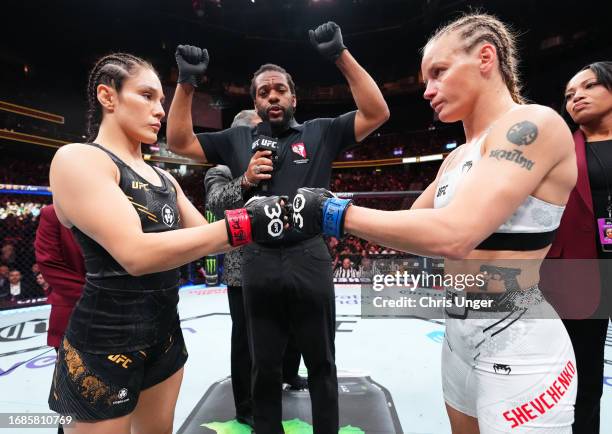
[506,121,538,146]
[489,148,535,171]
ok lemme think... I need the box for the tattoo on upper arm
[488,149,535,170]
[506,121,538,146]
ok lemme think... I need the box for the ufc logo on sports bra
[107,354,132,369]
[436,185,448,198]
[131,181,149,191]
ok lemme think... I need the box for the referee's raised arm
[309,21,390,142]
[167,44,209,162]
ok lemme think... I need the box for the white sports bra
[433,132,565,250]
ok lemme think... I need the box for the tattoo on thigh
[506,121,538,146]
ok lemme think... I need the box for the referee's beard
[257,106,296,133]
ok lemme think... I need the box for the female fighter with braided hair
[48,53,287,434]
[295,13,578,433]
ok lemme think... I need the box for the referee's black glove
[308,21,347,62]
[175,45,209,87]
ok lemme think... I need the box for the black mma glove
[175,45,210,87]
[292,188,352,238]
[224,196,289,246]
[308,21,347,62]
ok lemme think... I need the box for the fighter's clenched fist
[224,195,290,246]
[292,187,352,238]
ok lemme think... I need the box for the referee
[204,110,307,428]
[167,22,389,434]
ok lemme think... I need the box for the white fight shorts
[442,286,576,433]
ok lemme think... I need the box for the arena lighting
[0,184,51,196]
[0,130,68,148]
[402,154,444,164]
[0,100,65,124]
[540,35,563,50]
[192,0,204,17]
[445,141,457,149]
[420,154,444,162]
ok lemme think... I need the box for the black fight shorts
[48,327,188,421]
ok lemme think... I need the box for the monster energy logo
[205,210,217,223]
[205,256,217,275]
[204,210,218,283]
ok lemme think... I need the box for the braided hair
[424,13,525,104]
[85,53,155,142]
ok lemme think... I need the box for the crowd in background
[0,160,52,186]
[335,130,458,162]
[0,212,49,306]
[0,146,438,304]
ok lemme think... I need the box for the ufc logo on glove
[292,193,306,229]
[264,203,284,237]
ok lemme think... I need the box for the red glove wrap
[224,208,252,246]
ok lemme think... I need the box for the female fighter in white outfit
[294,13,578,433]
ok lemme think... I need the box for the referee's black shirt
[197,111,357,243]
[197,111,356,197]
